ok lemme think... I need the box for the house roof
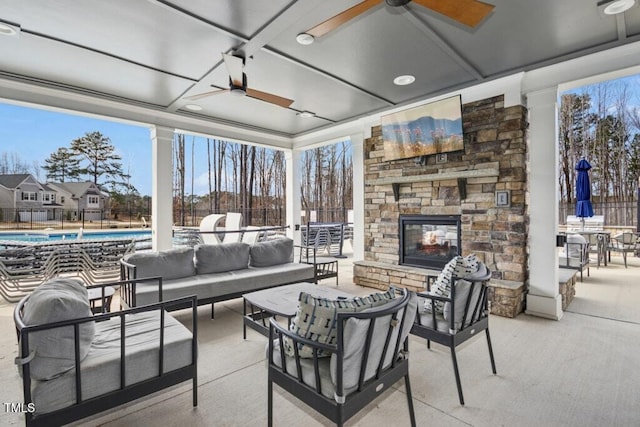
[0,174,34,189]
[47,181,104,198]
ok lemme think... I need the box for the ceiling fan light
[0,22,20,37]
[599,0,636,15]
[230,87,247,97]
[297,111,316,118]
[385,0,411,6]
[296,33,315,45]
[393,74,416,86]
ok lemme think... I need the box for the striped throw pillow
[284,288,396,358]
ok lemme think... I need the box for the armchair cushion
[443,263,488,329]
[285,288,396,358]
[194,242,250,274]
[249,238,294,267]
[125,247,196,280]
[20,278,95,380]
[333,292,418,393]
[564,233,587,258]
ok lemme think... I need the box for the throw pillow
[285,288,396,358]
[194,242,250,274]
[425,254,480,314]
[19,278,95,380]
[249,238,294,267]
[125,247,196,280]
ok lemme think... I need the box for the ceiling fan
[301,0,495,39]
[185,53,294,108]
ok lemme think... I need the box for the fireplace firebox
[399,215,461,270]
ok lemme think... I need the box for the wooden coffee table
[243,282,354,338]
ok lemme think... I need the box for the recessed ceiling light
[393,75,416,86]
[0,22,20,37]
[184,104,203,111]
[599,0,636,15]
[297,111,316,118]
[296,33,315,45]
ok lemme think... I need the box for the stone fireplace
[353,95,529,318]
[399,214,461,270]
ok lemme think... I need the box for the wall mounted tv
[381,95,464,161]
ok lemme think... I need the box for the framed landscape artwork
[382,95,464,161]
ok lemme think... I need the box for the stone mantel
[368,164,499,186]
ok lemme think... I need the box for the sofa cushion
[132,263,315,307]
[125,247,196,280]
[285,288,396,358]
[194,242,250,274]
[249,238,293,267]
[20,278,95,380]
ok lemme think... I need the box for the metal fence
[559,201,638,229]
[1,207,354,230]
[0,208,150,230]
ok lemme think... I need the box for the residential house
[46,181,110,221]
[0,174,110,222]
[0,174,52,221]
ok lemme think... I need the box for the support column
[285,148,302,244]
[351,133,365,261]
[525,88,563,320]
[150,126,174,251]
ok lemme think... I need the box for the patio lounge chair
[222,212,243,243]
[198,213,225,244]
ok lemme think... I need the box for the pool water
[0,230,152,242]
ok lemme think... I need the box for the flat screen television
[381,95,464,161]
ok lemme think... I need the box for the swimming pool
[0,230,152,242]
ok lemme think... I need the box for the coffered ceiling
[1,0,640,140]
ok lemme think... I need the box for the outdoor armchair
[267,288,418,427]
[411,259,495,405]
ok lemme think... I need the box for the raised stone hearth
[354,95,529,318]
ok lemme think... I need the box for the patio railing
[559,201,638,229]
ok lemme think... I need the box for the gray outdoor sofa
[119,238,316,315]
[14,277,197,427]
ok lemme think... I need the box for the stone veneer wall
[354,95,529,317]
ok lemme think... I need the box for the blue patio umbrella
[575,158,594,223]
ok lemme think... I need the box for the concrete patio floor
[0,252,638,426]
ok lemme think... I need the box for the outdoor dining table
[575,230,611,268]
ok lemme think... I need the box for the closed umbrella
[575,158,594,229]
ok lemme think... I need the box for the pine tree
[41,147,81,182]
[70,131,131,192]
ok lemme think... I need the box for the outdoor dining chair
[608,232,639,268]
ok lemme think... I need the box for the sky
[0,102,154,195]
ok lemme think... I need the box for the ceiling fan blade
[222,53,245,86]
[246,88,294,108]
[413,0,495,28]
[184,88,229,101]
[305,0,383,38]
